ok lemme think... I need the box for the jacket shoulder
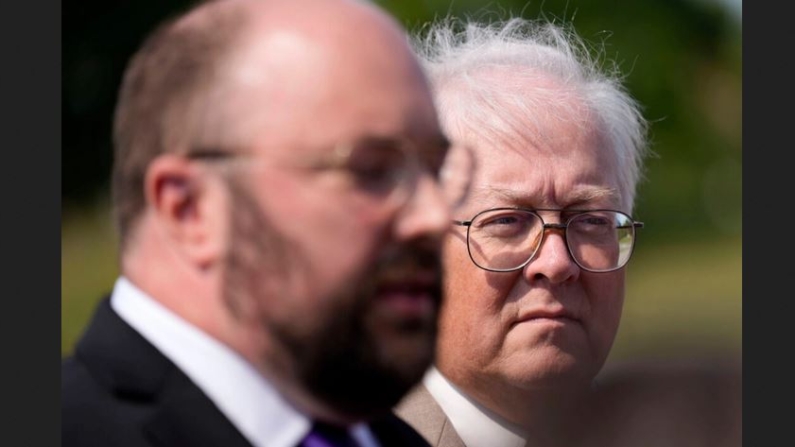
[62,355,156,447]
[394,385,466,447]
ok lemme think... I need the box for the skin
[434,71,627,442]
[122,0,451,425]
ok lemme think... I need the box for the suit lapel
[75,296,180,401]
[75,297,254,447]
[143,371,253,447]
[394,384,466,447]
[368,413,433,447]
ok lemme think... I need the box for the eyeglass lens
[340,139,473,212]
[466,209,636,272]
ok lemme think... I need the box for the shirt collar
[111,277,381,447]
[111,277,310,447]
[423,367,527,447]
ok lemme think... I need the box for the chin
[371,315,438,384]
[508,347,600,389]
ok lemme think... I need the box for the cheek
[583,273,625,358]
[258,173,390,289]
[440,234,487,326]
[277,197,387,295]
[438,234,517,363]
[300,217,383,300]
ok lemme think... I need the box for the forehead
[433,65,623,204]
[221,17,442,156]
[448,84,620,210]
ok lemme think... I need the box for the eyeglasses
[186,136,474,213]
[453,208,644,273]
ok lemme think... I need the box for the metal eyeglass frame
[185,140,425,211]
[452,207,644,273]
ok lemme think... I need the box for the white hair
[412,17,650,212]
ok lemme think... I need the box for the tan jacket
[395,384,467,447]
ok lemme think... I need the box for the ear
[144,154,229,269]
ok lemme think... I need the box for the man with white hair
[396,17,649,447]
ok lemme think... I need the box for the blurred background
[62,0,742,367]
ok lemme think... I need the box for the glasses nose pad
[530,223,575,262]
[438,144,476,211]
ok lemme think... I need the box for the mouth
[511,311,581,328]
[374,273,440,320]
[366,242,443,323]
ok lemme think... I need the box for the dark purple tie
[298,422,360,447]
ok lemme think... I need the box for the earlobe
[145,154,226,268]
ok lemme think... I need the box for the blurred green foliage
[62,0,741,360]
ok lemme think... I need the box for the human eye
[570,212,614,235]
[476,211,535,238]
[342,142,404,194]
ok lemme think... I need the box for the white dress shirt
[110,276,379,447]
[423,367,527,447]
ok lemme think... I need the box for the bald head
[216,0,437,149]
[112,0,437,247]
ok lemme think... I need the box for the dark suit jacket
[62,297,432,447]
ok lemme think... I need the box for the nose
[392,173,451,242]
[521,225,580,284]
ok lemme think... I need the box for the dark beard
[273,243,442,418]
[224,177,442,418]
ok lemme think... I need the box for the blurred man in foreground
[61,1,472,446]
[396,17,650,447]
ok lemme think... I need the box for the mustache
[366,237,443,290]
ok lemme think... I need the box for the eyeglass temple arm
[452,220,472,227]
[617,222,645,229]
